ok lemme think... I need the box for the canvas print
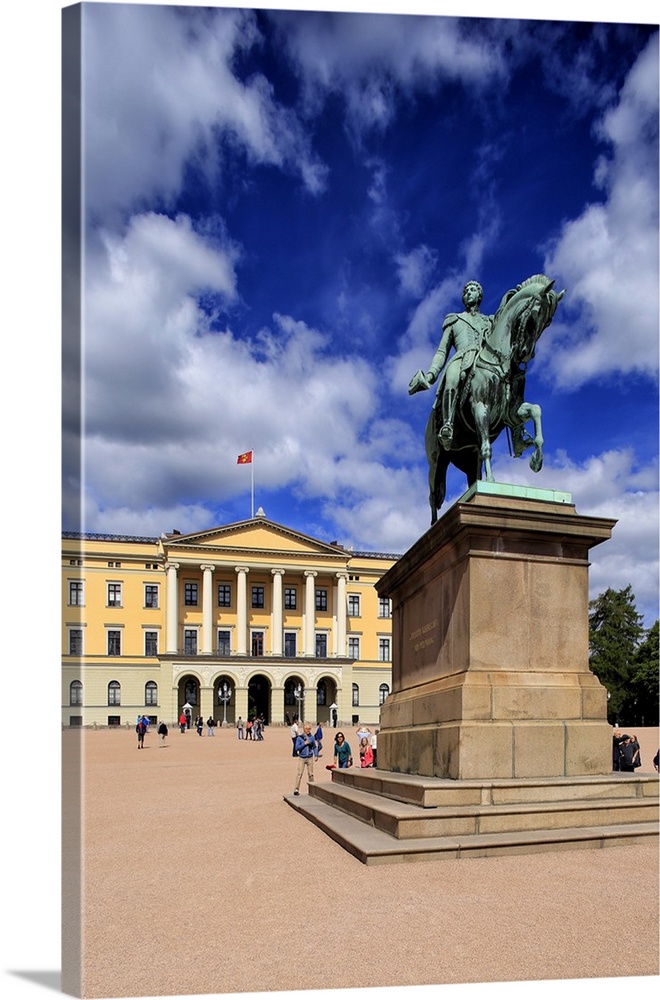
[59,2,658,1000]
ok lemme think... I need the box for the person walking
[333,732,352,768]
[207,717,215,737]
[292,723,319,796]
[236,717,244,740]
[157,721,168,747]
[136,715,149,750]
[196,716,204,736]
[245,718,253,740]
[314,722,324,757]
[179,712,187,734]
[290,717,300,757]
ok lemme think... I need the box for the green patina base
[459,480,572,505]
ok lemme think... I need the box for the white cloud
[395,245,438,298]
[542,33,659,387]
[492,447,659,626]
[83,4,327,222]
[81,220,428,534]
[273,10,508,136]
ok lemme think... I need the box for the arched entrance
[315,676,337,725]
[283,674,306,723]
[248,673,271,724]
[215,674,235,726]
[178,675,200,727]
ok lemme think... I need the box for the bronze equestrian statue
[409,275,565,524]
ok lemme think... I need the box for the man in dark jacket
[619,735,640,772]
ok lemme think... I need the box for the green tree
[589,585,644,725]
[631,620,659,726]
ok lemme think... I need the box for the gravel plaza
[59,723,659,1000]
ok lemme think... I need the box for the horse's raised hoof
[530,451,543,473]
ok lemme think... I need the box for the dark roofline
[351,550,402,560]
[62,531,159,544]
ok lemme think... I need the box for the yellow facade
[62,514,397,728]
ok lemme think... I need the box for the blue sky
[63,2,658,626]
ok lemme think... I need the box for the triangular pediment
[161,517,347,560]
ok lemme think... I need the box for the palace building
[62,510,398,728]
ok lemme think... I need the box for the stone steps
[283,770,659,864]
[309,780,657,838]
[332,768,659,807]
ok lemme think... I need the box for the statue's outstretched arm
[427,314,457,382]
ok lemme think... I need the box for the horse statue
[412,274,565,524]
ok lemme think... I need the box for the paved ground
[65,724,658,1000]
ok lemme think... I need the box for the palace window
[315,588,328,612]
[251,586,265,609]
[217,630,231,656]
[69,629,83,655]
[144,631,158,656]
[348,636,360,659]
[378,637,391,661]
[70,680,83,706]
[217,584,232,607]
[315,633,327,658]
[251,631,264,656]
[184,582,198,606]
[284,587,297,610]
[352,683,359,707]
[107,630,121,656]
[378,597,392,618]
[107,583,122,607]
[348,594,360,617]
[145,585,159,609]
[184,629,198,655]
[69,581,84,606]
[108,680,121,706]
[145,681,158,706]
[284,632,297,657]
[379,683,390,705]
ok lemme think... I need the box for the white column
[201,564,215,655]
[271,569,284,656]
[235,566,249,656]
[336,572,348,657]
[304,570,317,656]
[165,562,180,654]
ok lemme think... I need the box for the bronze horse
[425,274,565,523]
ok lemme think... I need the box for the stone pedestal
[376,484,616,780]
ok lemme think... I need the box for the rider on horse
[413,281,492,450]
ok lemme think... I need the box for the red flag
[237,451,253,464]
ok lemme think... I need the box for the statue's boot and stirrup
[440,387,457,449]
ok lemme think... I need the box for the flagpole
[251,449,254,518]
